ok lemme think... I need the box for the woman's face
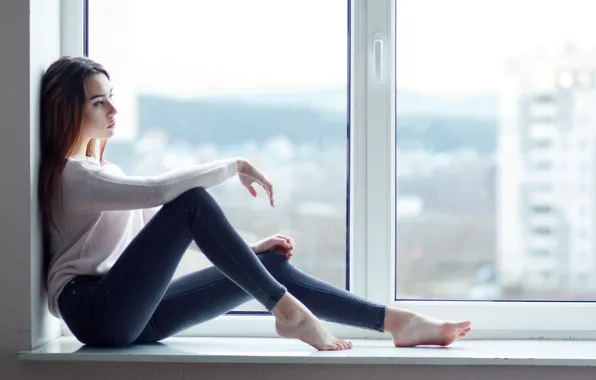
[81,73,118,140]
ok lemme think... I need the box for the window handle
[373,33,384,82]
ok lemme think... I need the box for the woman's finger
[261,184,274,207]
[271,238,289,248]
[273,240,292,255]
[246,185,258,197]
[260,177,274,206]
[267,183,275,206]
[277,235,294,249]
[275,235,292,248]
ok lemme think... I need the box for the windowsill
[18,336,596,366]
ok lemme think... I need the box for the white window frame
[58,0,596,341]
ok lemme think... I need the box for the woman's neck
[70,138,92,160]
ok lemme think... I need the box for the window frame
[58,0,596,341]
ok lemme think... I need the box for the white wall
[1,0,596,378]
[29,0,63,350]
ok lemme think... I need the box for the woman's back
[46,157,144,318]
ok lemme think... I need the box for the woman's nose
[108,101,118,116]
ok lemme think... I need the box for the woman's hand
[250,234,295,259]
[235,158,275,207]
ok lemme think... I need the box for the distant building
[498,48,596,295]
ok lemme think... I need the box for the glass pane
[395,0,596,301]
[89,0,348,312]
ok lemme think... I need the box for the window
[532,227,553,236]
[529,249,551,258]
[534,95,554,104]
[533,160,553,171]
[86,0,349,315]
[532,205,553,214]
[578,71,592,87]
[558,71,574,88]
[63,0,368,338]
[392,0,596,336]
[533,139,552,149]
[57,0,596,340]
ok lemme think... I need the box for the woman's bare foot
[272,293,352,351]
[384,306,471,347]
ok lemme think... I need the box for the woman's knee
[164,187,210,210]
[177,187,209,202]
[258,252,291,274]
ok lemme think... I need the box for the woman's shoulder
[64,157,124,179]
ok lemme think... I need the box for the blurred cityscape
[101,46,596,304]
[498,46,596,300]
[105,92,351,295]
[90,0,596,308]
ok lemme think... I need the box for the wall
[1,0,596,378]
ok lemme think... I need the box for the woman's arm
[69,159,238,212]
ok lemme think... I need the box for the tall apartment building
[498,48,596,297]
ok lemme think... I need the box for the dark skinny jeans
[58,187,386,346]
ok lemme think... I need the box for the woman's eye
[94,101,104,107]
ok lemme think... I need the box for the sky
[89,0,596,97]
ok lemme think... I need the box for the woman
[39,56,471,350]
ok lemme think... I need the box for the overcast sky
[89,0,596,97]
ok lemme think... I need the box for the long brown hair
[39,56,110,279]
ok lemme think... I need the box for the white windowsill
[17,336,596,366]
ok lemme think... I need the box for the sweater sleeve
[70,159,237,212]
